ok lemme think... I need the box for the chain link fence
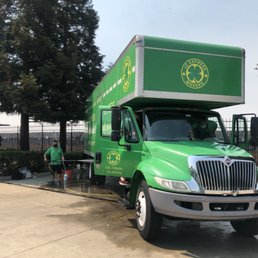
[0,122,85,152]
[223,119,232,132]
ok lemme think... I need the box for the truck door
[231,114,249,149]
[95,107,143,179]
[231,113,258,162]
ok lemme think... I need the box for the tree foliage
[0,0,103,151]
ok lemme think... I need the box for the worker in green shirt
[44,140,65,186]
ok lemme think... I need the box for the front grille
[195,159,257,192]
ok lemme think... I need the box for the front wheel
[135,180,162,241]
[230,219,258,236]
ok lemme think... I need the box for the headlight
[155,177,190,192]
[154,176,200,193]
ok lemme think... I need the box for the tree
[0,0,103,151]
[0,0,44,150]
[0,0,17,114]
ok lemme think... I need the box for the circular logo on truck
[181,58,209,89]
[106,151,121,166]
[122,56,132,93]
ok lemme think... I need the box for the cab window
[101,110,112,137]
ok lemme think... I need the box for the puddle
[44,174,127,203]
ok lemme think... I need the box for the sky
[92,0,258,119]
[1,0,258,126]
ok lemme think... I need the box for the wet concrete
[2,171,126,201]
[157,219,258,257]
[1,176,258,257]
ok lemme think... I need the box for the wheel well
[129,170,145,207]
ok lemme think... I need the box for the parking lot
[0,177,258,258]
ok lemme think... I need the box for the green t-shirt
[44,146,63,165]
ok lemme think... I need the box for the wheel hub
[136,190,146,227]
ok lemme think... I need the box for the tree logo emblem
[107,151,121,166]
[122,56,132,92]
[181,58,209,89]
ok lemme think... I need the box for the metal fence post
[70,123,73,152]
[41,123,44,151]
[17,126,19,150]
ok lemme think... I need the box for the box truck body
[84,35,258,240]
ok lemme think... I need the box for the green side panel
[85,42,136,154]
[91,43,136,108]
[143,36,243,97]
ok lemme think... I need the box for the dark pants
[50,164,63,174]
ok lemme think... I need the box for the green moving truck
[84,35,258,240]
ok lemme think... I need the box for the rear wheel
[136,180,161,241]
[230,219,258,236]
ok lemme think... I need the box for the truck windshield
[144,111,227,143]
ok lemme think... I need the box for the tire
[135,180,162,241]
[95,175,106,185]
[230,219,258,236]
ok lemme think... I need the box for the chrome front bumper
[149,188,258,220]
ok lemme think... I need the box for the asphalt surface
[1,174,258,257]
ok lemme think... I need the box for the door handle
[95,152,102,164]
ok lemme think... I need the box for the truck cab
[87,105,258,240]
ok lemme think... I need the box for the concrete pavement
[1,175,258,257]
[0,183,136,258]
[0,183,183,258]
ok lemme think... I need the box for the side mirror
[111,106,121,131]
[250,117,258,146]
